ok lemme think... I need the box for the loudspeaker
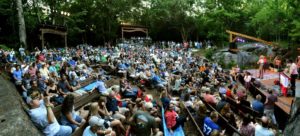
[229,42,237,49]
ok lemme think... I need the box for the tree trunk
[32,0,41,23]
[16,0,27,49]
[181,27,188,42]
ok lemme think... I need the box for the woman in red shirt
[164,103,187,133]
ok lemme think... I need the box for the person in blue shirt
[68,59,76,67]
[13,65,23,84]
[95,75,108,95]
[118,63,127,70]
[151,73,166,88]
[255,116,275,136]
[203,111,220,136]
[251,94,264,116]
[160,91,170,109]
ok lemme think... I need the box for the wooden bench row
[225,96,261,118]
[199,96,244,136]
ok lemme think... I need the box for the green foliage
[226,60,237,69]
[1,0,300,47]
[0,44,11,50]
[204,48,214,60]
[217,54,225,67]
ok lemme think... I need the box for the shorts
[66,115,82,132]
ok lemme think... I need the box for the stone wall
[284,98,300,135]
[0,76,42,136]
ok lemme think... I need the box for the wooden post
[146,30,148,37]
[229,33,233,43]
[65,34,67,49]
[122,28,124,39]
[41,31,44,49]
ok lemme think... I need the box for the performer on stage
[257,55,265,79]
[288,59,298,97]
[272,56,282,72]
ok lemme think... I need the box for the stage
[246,69,299,115]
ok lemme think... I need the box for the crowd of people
[0,39,294,136]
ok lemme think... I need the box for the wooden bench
[225,96,261,117]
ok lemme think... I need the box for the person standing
[257,55,265,79]
[288,59,298,97]
[244,71,252,91]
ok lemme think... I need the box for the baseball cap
[143,102,153,111]
[89,116,105,127]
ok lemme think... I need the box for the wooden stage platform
[260,78,295,115]
[246,69,298,115]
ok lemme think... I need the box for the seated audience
[255,116,275,136]
[164,103,187,133]
[251,94,264,116]
[27,91,72,136]
[203,111,220,136]
[60,94,86,132]
[239,114,255,136]
[83,116,115,136]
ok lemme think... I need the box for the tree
[288,0,300,43]
[16,0,27,48]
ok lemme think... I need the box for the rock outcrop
[284,98,300,135]
[0,76,42,136]
[212,43,274,67]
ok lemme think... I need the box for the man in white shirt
[27,91,72,136]
[83,116,111,136]
[39,64,50,79]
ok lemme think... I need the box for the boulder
[284,98,300,135]
[0,76,42,136]
[212,43,274,67]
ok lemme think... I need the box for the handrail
[180,101,205,136]
[199,96,244,136]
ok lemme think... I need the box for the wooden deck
[276,97,293,115]
[244,69,299,130]
[246,69,299,115]
[260,78,297,115]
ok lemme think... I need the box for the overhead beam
[226,30,273,45]
[121,26,148,39]
[40,28,68,48]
